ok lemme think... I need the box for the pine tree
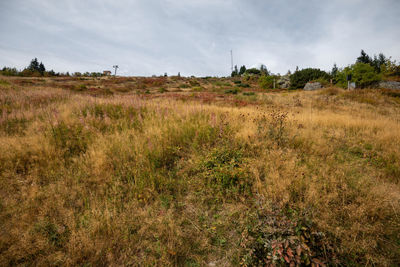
[231,65,238,77]
[239,65,246,75]
[28,58,40,71]
[356,50,372,64]
[331,63,338,77]
[260,64,269,76]
[39,62,45,74]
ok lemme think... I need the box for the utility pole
[230,50,233,73]
[113,65,119,76]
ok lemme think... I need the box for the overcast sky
[1,0,399,76]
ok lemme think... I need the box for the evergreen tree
[371,53,387,73]
[356,50,372,64]
[28,58,40,71]
[39,62,45,74]
[231,65,238,77]
[331,63,338,77]
[239,65,246,75]
[260,64,269,76]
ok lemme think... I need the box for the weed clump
[241,206,336,266]
[49,121,91,160]
[256,110,289,147]
[197,147,253,198]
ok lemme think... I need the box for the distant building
[103,70,111,76]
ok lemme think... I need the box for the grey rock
[278,75,290,89]
[378,81,400,90]
[304,82,322,91]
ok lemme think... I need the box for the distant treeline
[231,50,400,89]
[0,58,105,78]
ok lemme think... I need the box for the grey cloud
[1,0,399,76]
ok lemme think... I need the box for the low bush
[290,68,330,89]
[225,88,241,95]
[259,75,275,89]
[336,63,382,88]
[243,92,255,96]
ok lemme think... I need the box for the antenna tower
[113,65,119,76]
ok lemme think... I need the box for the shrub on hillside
[245,68,261,75]
[259,75,275,89]
[336,63,381,88]
[290,68,330,89]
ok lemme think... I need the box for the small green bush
[259,75,275,89]
[290,68,330,89]
[245,68,261,75]
[225,88,240,95]
[201,147,252,197]
[0,79,10,86]
[243,92,256,96]
[336,63,382,88]
[237,83,250,88]
[74,84,87,91]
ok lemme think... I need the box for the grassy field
[0,75,399,266]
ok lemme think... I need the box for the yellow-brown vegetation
[0,76,399,266]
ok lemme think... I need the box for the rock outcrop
[379,81,400,90]
[304,82,322,91]
[278,75,290,89]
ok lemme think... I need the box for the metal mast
[113,65,119,76]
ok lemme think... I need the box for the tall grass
[0,76,399,266]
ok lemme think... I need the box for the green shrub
[259,75,275,89]
[290,68,330,89]
[0,79,10,86]
[201,147,252,197]
[237,83,250,88]
[74,84,87,91]
[243,92,256,96]
[0,67,20,76]
[215,81,231,87]
[225,88,240,95]
[336,63,382,88]
[245,68,261,75]
[352,63,381,88]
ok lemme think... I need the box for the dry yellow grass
[0,76,399,266]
